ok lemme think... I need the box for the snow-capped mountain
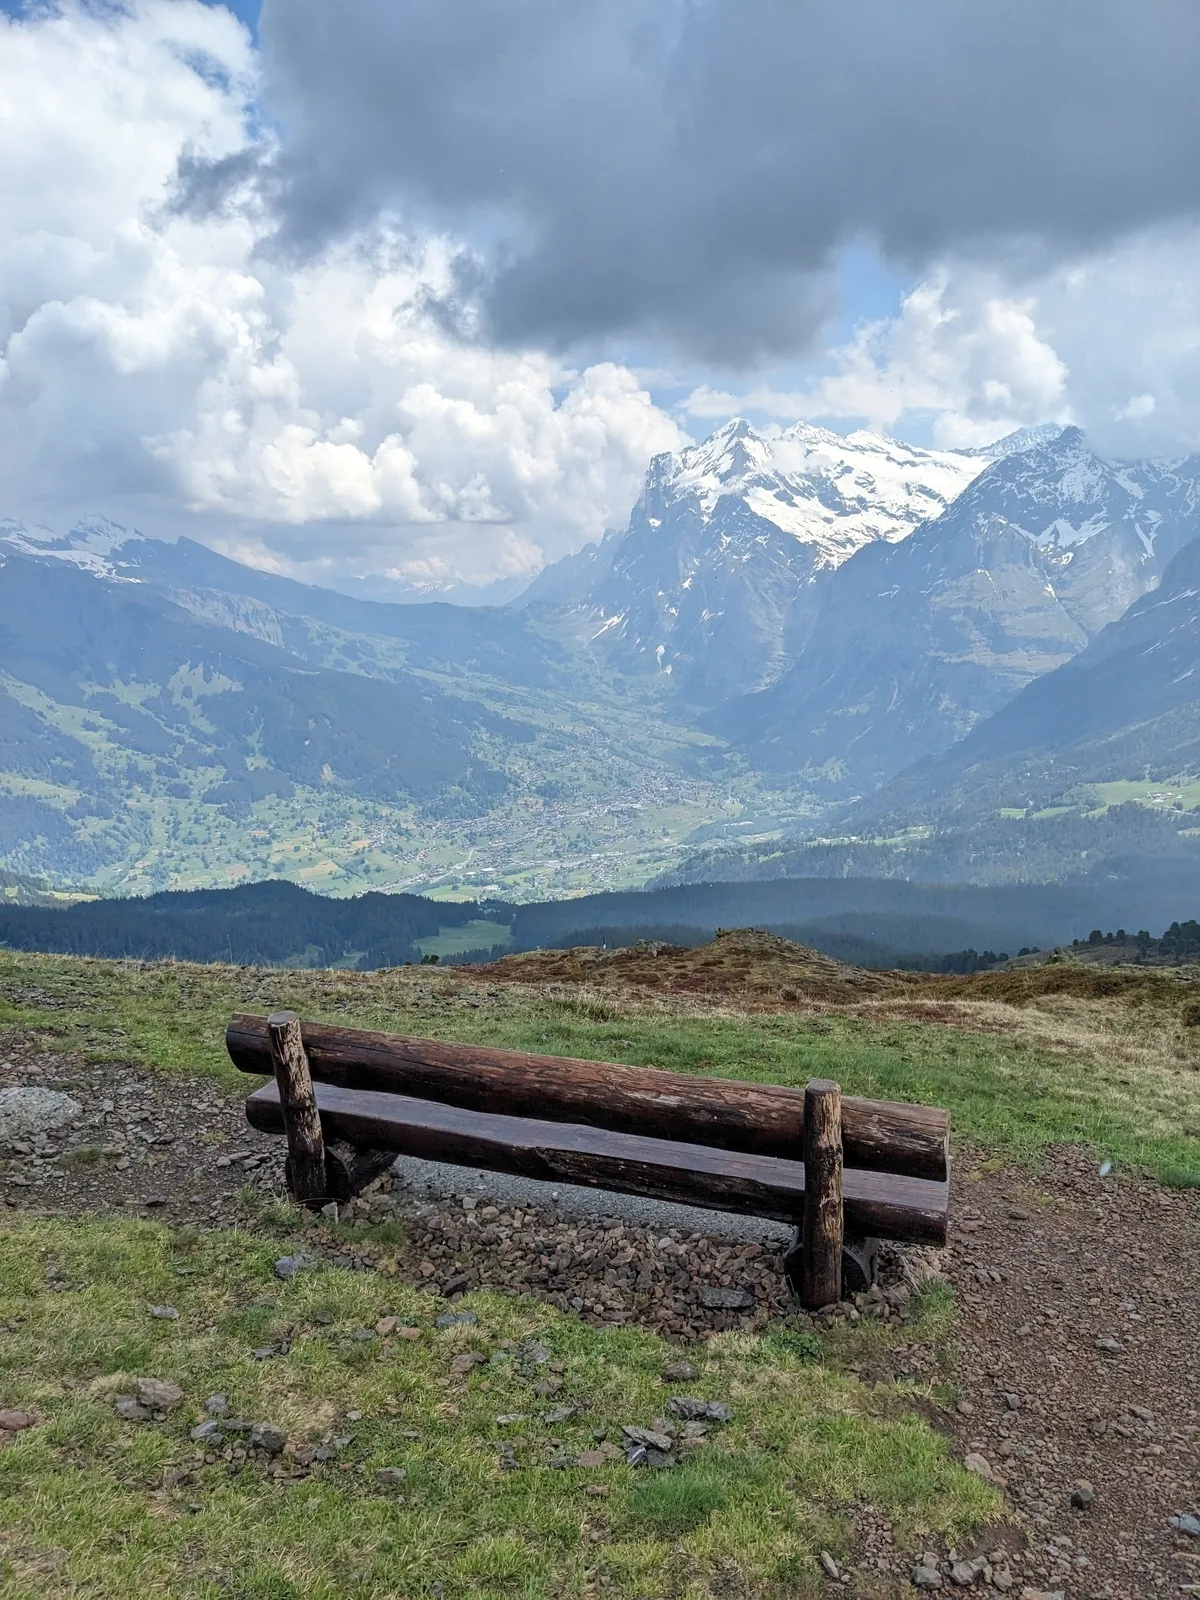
[650,417,983,560]
[725,427,1200,791]
[0,514,149,578]
[525,417,986,701]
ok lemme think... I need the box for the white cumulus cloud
[0,0,683,590]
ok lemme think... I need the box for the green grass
[0,1214,996,1599]
[1,949,1198,1183]
[414,920,513,959]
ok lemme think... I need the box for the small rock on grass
[274,1253,317,1281]
[375,1467,407,1485]
[621,1424,673,1452]
[115,1395,152,1421]
[249,1422,288,1455]
[136,1378,185,1412]
[542,1405,577,1425]
[436,1311,477,1329]
[450,1351,486,1374]
[204,1394,229,1415]
[661,1361,699,1382]
[0,1410,36,1432]
[148,1304,179,1320]
[667,1397,732,1423]
[819,1551,839,1578]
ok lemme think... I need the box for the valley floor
[0,946,1197,1598]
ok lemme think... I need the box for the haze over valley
[6,416,1200,926]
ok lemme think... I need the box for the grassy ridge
[1,949,1198,1184]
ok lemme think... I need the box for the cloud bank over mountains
[3,0,1200,589]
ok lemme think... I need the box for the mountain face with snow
[523,418,985,701]
[724,427,1200,792]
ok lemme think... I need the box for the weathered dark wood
[228,1014,949,1181]
[267,1010,326,1203]
[801,1079,844,1309]
[245,1080,949,1244]
[784,1231,877,1297]
[319,1140,397,1202]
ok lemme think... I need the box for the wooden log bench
[227,1011,950,1309]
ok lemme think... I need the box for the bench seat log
[228,1014,949,1183]
[245,1079,948,1245]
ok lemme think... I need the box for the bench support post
[785,1230,877,1300]
[800,1078,844,1309]
[268,1010,327,1204]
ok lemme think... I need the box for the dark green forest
[0,880,491,970]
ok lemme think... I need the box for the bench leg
[800,1079,844,1309]
[785,1229,878,1300]
[269,1011,326,1203]
[321,1141,396,1202]
[283,1141,396,1206]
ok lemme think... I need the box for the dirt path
[1,1035,1197,1598]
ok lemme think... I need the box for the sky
[2,0,1200,595]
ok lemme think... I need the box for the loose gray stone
[148,1304,179,1320]
[204,1394,229,1415]
[1071,1480,1095,1510]
[1171,1514,1200,1536]
[436,1311,477,1329]
[542,1406,577,1425]
[0,1087,81,1143]
[667,1397,732,1423]
[911,1564,943,1590]
[698,1286,754,1310]
[114,1395,152,1421]
[190,1419,223,1442]
[375,1467,408,1484]
[273,1254,317,1281]
[249,1422,288,1455]
[621,1424,674,1452]
[661,1361,700,1383]
[1096,1336,1124,1356]
[819,1551,839,1578]
[134,1378,184,1412]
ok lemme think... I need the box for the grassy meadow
[1,943,1198,1596]
[1,947,1197,1184]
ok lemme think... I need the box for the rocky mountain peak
[0,514,148,578]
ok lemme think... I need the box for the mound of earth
[464,927,921,1005]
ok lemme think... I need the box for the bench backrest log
[226,1013,949,1181]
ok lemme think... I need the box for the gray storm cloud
[256,0,1200,362]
